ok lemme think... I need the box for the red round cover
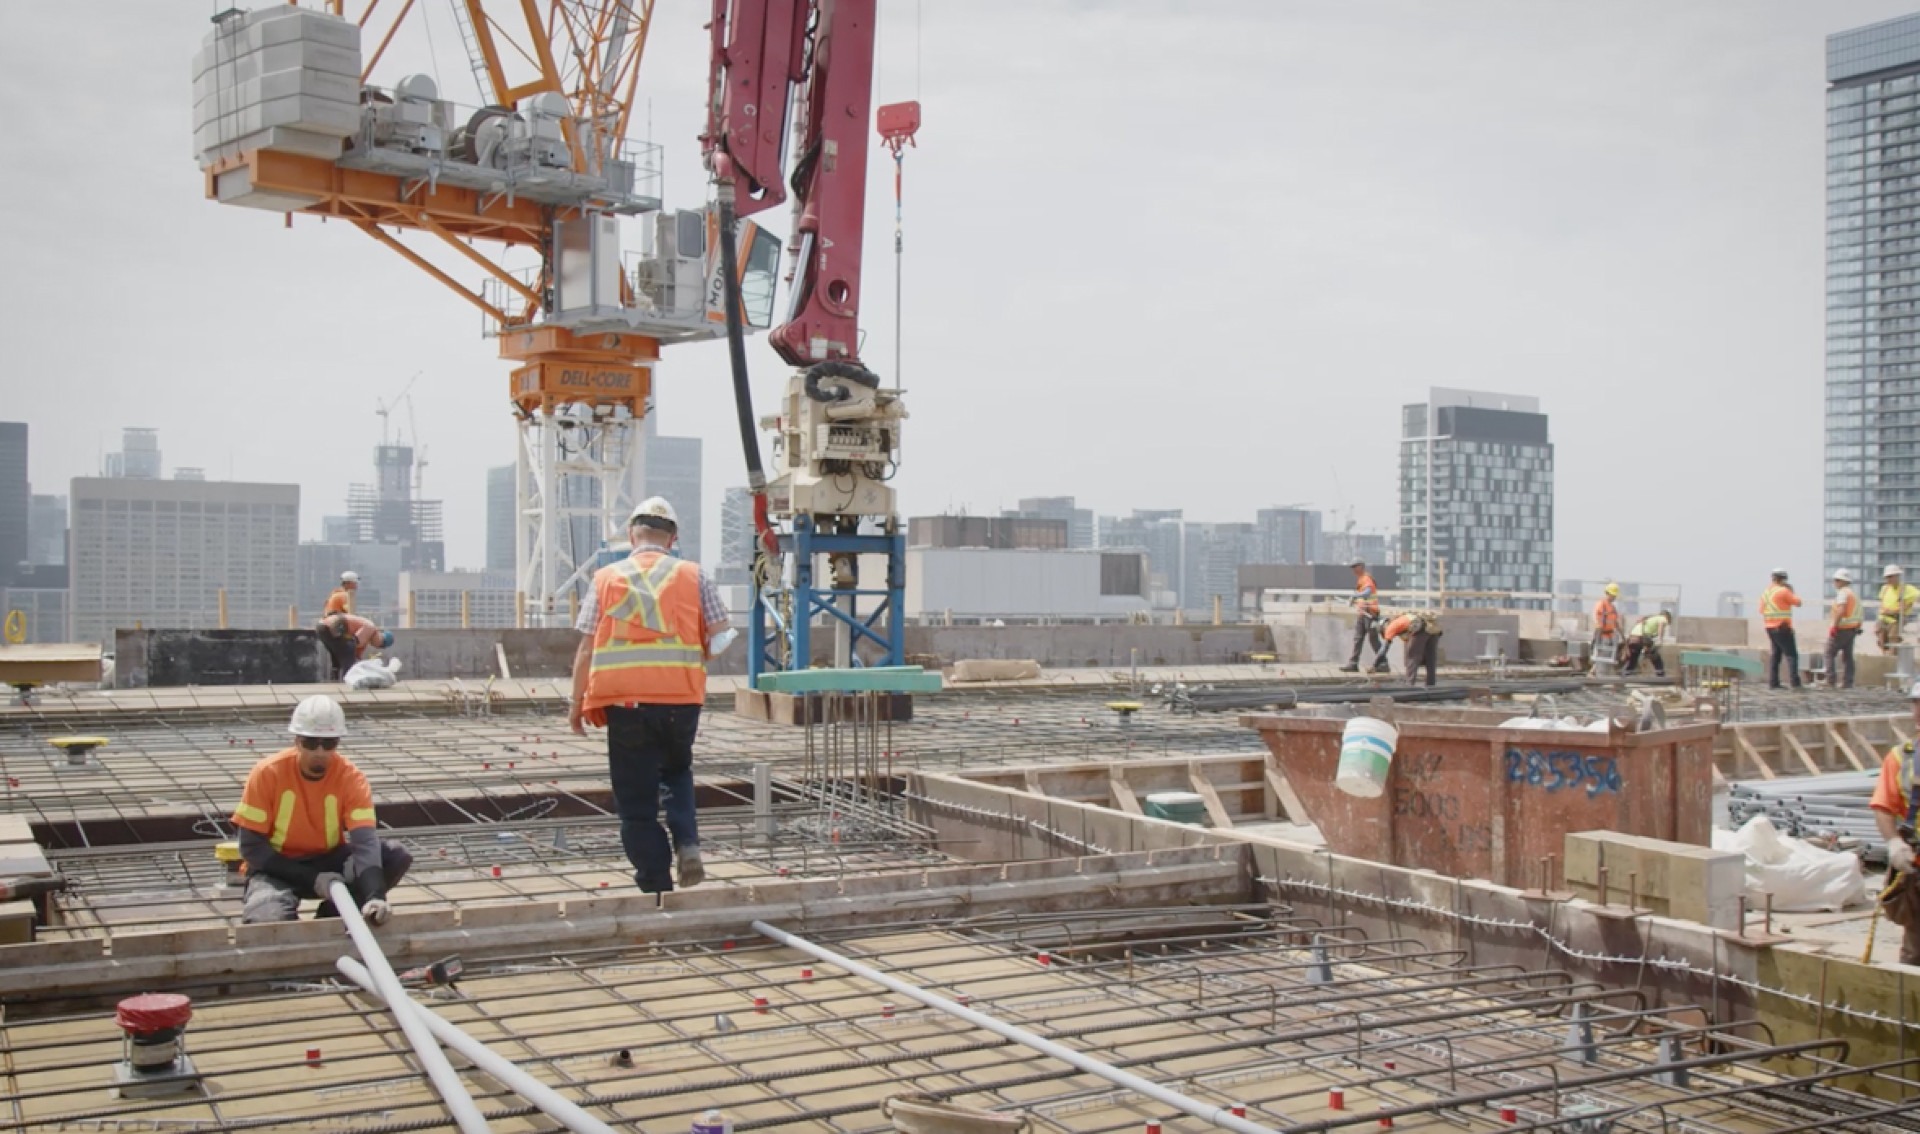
[115,993,193,1033]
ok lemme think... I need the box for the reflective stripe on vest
[1594,600,1620,634]
[1901,743,1919,824]
[1880,584,1919,622]
[268,787,351,854]
[604,554,684,636]
[1356,575,1379,615]
[1835,590,1862,630]
[585,551,706,709]
[1761,585,1793,622]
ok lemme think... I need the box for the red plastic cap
[116,993,193,1033]
[877,101,921,141]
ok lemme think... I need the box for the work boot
[1338,663,1359,673]
[676,847,706,889]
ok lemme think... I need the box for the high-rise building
[644,432,703,564]
[1826,15,1920,580]
[28,494,66,567]
[1008,497,1094,549]
[69,476,298,643]
[1098,509,1184,608]
[1323,527,1390,570]
[486,465,515,571]
[102,428,162,480]
[1182,521,1264,613]
[1399,388,1553,605]
[1254,507,1321,565]
[717,486,754,586]
[0,423,26,584]
[321,515,357,544]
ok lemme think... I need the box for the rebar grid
[0,690,1267,839]
[37,805,953,940]
[3,906,1910,1133]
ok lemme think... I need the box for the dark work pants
[1825,628,1859,688]
[1402,630,1440,686]
[320,631,357,679]
[241,840,413,923]
[1348,614,1384,668]
[1767,626,1801,689]
[1620,637,1663,677]
[605,704,701,892]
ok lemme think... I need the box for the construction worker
[1867,683,1920,964]
[1827,568,1862,688]
[231,695,410,925]
[1338,559,1389,674]
[1380,609,1441,687]
[568,497,736,894]
[1878,565,1920,654]
[1761,568,1803,690]
[324,571,358,616]
[1590,583,1623,673]
[314,613,391,679]
[1619,608,1672,678]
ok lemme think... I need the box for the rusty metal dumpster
[1243,710,1718,887]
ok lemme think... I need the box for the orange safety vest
[583,550,708,722]
[1354,573,1380,616]
[1593,598,1620,636]
[1381,613,1414,642]
[231,748,377,858]
[324,588,351,615]
[1761,584,1801,629]
[1833,588,1862,630]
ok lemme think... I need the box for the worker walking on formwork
[1878,565,1920,654]
[1761,568,1803,691]
[568,497,736,894]
[1619,608,1672,678]
[324,571,358,616]
[1338,559,1390,674]
[1380,609,1442,687]
[315,612,391,680]
[1868,684,1920,964]
[230,695,410,924]
[1590,583,1623,674]
[1827,568,1863,689]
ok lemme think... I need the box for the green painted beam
[754,666,943,693]
[1679,650,1762,677]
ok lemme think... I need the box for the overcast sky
[3,1,1911,611]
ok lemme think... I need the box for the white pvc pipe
[329,881,492,1133]
[750,920,1282,1134]
[336,957,619,1134]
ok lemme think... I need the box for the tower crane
[195,0,908,673]
[193,1,783,625]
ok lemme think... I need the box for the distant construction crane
[193,1,780,623]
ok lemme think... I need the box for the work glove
[1891,840,1917,874]
[360,898,393,926]
[709,627,739,655]
[312,871,347,900]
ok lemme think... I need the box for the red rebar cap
[115,993,193,1033]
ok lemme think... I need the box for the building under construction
[3,647,1920,1132]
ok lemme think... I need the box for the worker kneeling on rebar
[229,695,410,925]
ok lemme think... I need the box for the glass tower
[1827,14,1920,579]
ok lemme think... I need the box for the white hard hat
[627,496,679,529]
[1887,564,1904,577]
[340,571,359,584]
[1771,567,1789,579]
[288,694,347,738]
[1833,568,1853,583]
[1910,680,1920,701]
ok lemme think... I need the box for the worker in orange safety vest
[1827,568,1863,689]
[1338,559,1390,674]
[324,571,358,616]
[1590,583,1623,673]
[1761,568,1803,690]
[1380,610,1442,687]
[568,496,736,895]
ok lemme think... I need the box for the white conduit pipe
[329,881,492,1134]
[336,957,620,1134]
[751,920,1283,1134]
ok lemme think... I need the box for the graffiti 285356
[1503,749,1622,797]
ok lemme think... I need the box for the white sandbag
[343,657,402,690]
[1711,815,1865,912]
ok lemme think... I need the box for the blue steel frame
[748,515,906,684]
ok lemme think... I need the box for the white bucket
[1335,716,1398,798]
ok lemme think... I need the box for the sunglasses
[297,736,340,751]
